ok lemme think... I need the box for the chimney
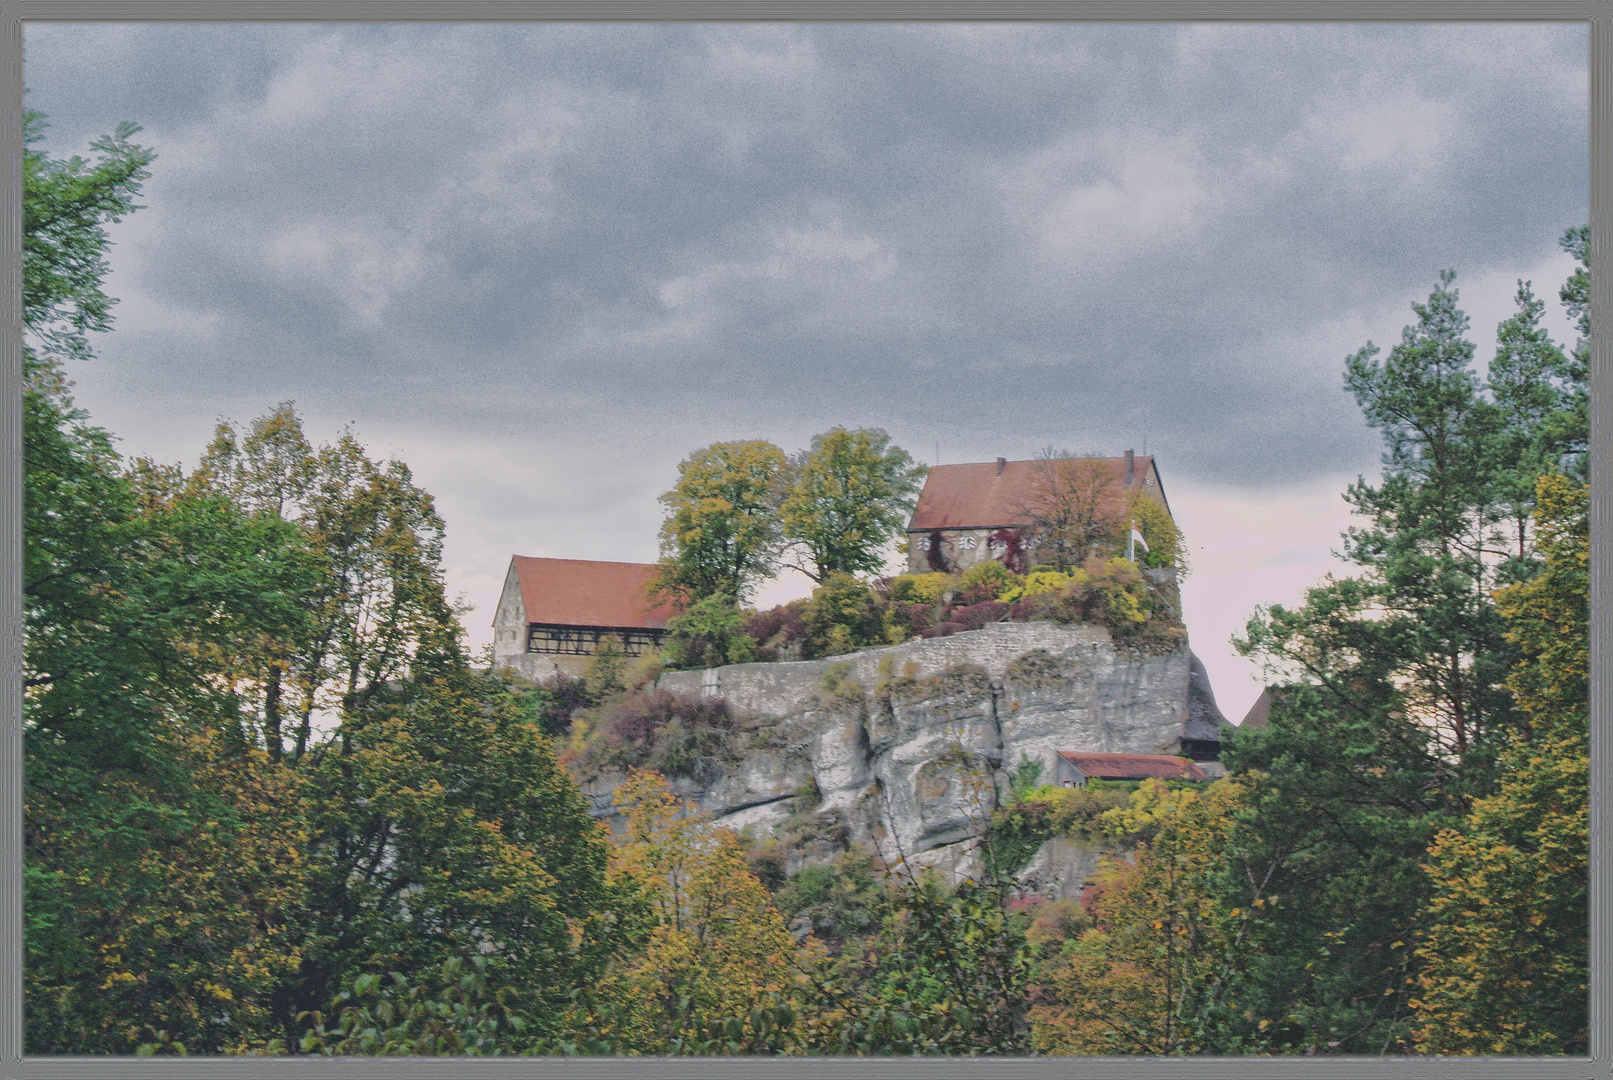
[1124,449,1135,485]
[996,457,1007,475]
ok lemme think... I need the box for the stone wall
[906,527,1001,575]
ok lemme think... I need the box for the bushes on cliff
[530,672,595,740]
[662,557,1180,674]
[740,574,896,662]
[999,568,1081,603]
[955,559,1020,604]
[888,572,951,604]
[907,558,1176,644]
[743,602,809,660]
[802,572,892,657]
[577,689,738,782]
[661,594,760,670]
[984,783,1134,878]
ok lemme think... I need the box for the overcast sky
[23,20,1587,722]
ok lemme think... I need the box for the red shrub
[948,600,1010,632]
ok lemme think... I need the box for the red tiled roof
[1240,688,1273,729]
[906,456,1158,531]
[1057,752,1208,782]
[511,556,679,630]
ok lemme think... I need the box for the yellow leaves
[589,770,804,1054]
[1032,777,1248,1056]
[1410,476,1589,1056]
[27,721,316,1052]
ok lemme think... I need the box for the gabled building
[1053,751,1208,788]
[905,450,1169,575]
[1239,687,1273,730]
[491,556,678,681]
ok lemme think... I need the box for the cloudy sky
[23,20,1587,722]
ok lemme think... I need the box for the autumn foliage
[21,108,1590,1059]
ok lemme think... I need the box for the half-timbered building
[491,556,677,681]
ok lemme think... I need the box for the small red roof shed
[1054,751,1208,787]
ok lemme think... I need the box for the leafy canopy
[654,440,788,603]
[780,427,927,582]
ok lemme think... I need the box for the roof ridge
[513,554,659,568]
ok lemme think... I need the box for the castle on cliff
[491,450,1177,678]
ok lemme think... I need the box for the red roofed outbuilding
[1054,752,1208,788]
[491,556,678,680]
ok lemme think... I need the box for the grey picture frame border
[0,2,1604,1077]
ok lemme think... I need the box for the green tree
[1486,280,1574,565]
[660,593,759,670]
[22,110,151,373]
[1032,779,1249,1055]
[1214,687,1441,1054]
[20,113,634,1054]
[780,427,927,582]
[22,115,318,1053]
[283,668,629,1050]
[1411,473,1588,1054]
[294,957,534,1056]
[1220,269,1558,1054]
[654,440,788,603]
[1245,270,1519,792]
[191,405,466,763]
[1549,225,1589,481]
[190,409,632,1048]
[801,571,889,658]
[29,727,309,1055]
[793,870,1033,1055]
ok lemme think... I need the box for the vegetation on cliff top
[658,555,1184,672]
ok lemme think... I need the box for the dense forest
[23,115,1588,1056]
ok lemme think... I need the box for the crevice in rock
[714,789,804,816]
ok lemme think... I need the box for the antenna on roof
[935,441,940,466]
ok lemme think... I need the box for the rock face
[603,621,1227,889]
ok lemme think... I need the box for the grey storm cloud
[23,21,1588,490]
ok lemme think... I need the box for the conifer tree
[1222,255,1586,1054]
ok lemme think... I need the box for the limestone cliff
[577,621,1228,890]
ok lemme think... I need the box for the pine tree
[1222,262,1584,1054]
